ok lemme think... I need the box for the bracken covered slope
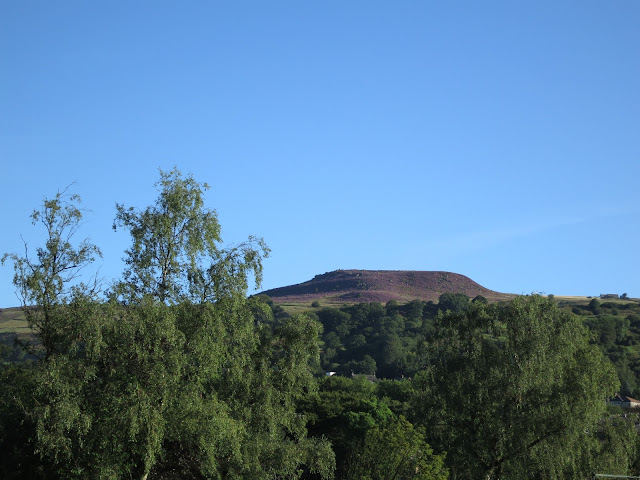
[259,270,513,305]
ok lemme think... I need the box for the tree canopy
[2,169,639,479]
[1,169,333,479]
[113,167,268,305]
[411,295,623,479]
[2,189,101,358]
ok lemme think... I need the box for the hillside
[0,307,28,337]
[259,269,513,305]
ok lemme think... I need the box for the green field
[0,307,31,337]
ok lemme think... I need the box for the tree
[2,189,101,358]
[471,295,488,305]
[4,171,334,479]
[113,167,268,304]
[299,375,393,474]
[31,299,185,479]
[0,362,47,479]
[402,300,425,328]
[107,170,331,478]
[437,293,469,314]
[345,416,448,480]
[412,295,621,479]
[378,334,407,378]
[577,413,640,476]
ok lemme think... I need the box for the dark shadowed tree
[437,293,469,314]
[589,297,602,315]
[471,295,488,304]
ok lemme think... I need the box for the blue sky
[1,1,638,307]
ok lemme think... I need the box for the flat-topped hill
[259,269,513,305]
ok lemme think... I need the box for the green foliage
[315,301,429,379]
[471,295,488,304]
[32,299,184,479]
[402,300,425,326]
[0,363,47,479]
[412,295,622,479]
[113,167,268,304]
[2,171,333,479]
[437,293,469,314]
[345,416,448,480]
[582,414,640,475]
[2,189,102,358]
[299,376,394,474]
[580,297,640,396]
[589,297,602,315]
[374,379,414,419]
[300,376,446,479]
[5,172,640,479]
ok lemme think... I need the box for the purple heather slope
[259,270,513,304]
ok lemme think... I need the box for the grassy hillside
[0,307,28,336]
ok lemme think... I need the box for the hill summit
[260,270,511,305]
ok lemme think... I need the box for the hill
[0,307,28,337]
[259,269,513,306]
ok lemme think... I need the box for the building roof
[611,394,640,404]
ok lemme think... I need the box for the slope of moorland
[0,307,28,336]
[259,269,514,305]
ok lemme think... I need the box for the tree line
[1,169,638,479]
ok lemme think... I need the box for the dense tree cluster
[1,170,332,479]
[2,169,639,478]
[310,293,640,403]
[296,296,639,479]
[566,298,640,397]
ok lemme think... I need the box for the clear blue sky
[1,1,639,307]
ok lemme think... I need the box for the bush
[472,295,488,304]
[438,293,469,313]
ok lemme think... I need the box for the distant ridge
[259,269,513,305]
